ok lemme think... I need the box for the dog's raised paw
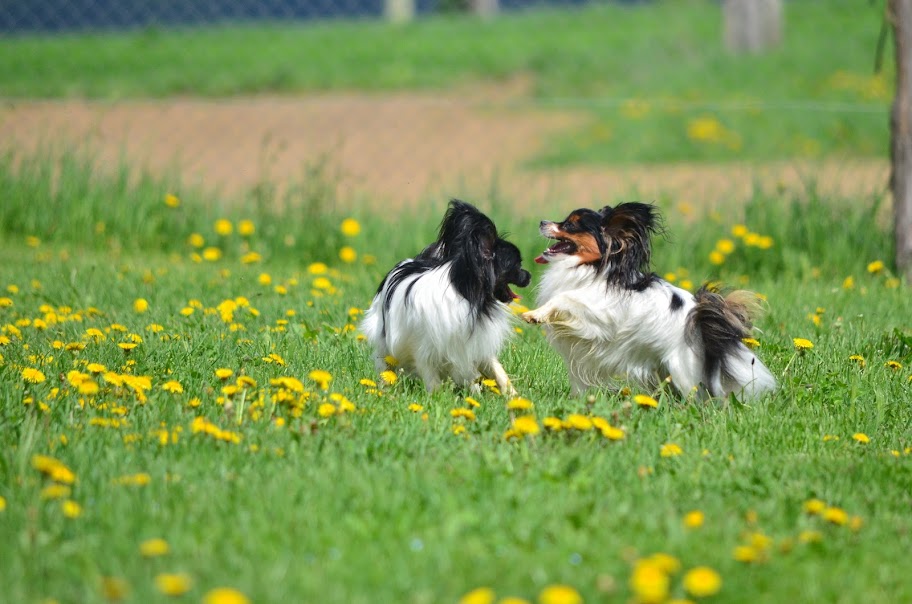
[521,310,544,324]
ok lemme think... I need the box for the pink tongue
[534,255,549,264]
[512,292,521,300]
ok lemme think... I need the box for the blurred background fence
[0,0,893,212]
[0,0,638,33]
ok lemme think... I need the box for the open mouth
[495,284,521,303]
[535,238,577,264]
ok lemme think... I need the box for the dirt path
[0,92,889,212]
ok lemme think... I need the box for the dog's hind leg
[479,357,517,398]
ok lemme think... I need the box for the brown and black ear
[600,202,659,237]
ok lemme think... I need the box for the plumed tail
[687,286,776,400]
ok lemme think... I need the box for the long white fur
[526,252,776,400]
[360,260,517,395]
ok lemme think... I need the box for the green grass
[1,153,911,603]
[0,0,894,164]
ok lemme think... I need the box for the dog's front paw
[521,309,547,324]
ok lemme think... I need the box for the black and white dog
[523,202,776,400]
[361,200,531,395]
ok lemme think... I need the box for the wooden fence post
[890,0,912,280]
[385,0,415,23]
[723,0,782,54]
[470,0,498,19]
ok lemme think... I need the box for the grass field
[0,0,894,164]
[1,153,911,603]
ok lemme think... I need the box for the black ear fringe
[599,202,664,290]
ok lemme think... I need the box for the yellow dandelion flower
[513,415,540,436]
[340,218,361,237]
[683,510,704,529]
[257,273,272,286]
[682,566,721,598]
[61,499,82,518]
[154,573,192,596]
[660,443,683,457]
[22,367,46,383]
[408,403,424,413]
[162,380,183,394]
[452,424,467,436]
[202,247,222,262]
[822,507,848,525]
[380,370,397,385]
[852,432,870,444]
[792,338,814,351]
[715,238,736,254]
[742,337,760,349]
[885,360,903,370]
[451,408,476,421]
[543,417,563,431]
[849,354,866,368]
[458,587,495,604]
[318,403,336,417]
[77,380,99,396]
[629,559,670,604]
[506,397,533,411]
[384,355,399,367]
[731,224,749,237]
[140,538,170,557]
[867,260,885,274]
[132,298,149,313]
[756,235,774,249]
[0,495,6,512]
[360,378,377,388]
[307,262,328,275]
[308,369,332,390]
[240,251,262,264]
[339,246,358,263]
[601,425,625,440]
[188,233,205,248]
[565,414,593,430]
[679,279,693,291]
[803,498,826,514]
[164,193,180,208]
[25,235,41,247]
[708,251,725,265]
[203,587,250,604]
[215,368,234,380]
[32,455,75,484]
[214,219,233,236]
[732,545,759,563]
[842,276,855,289]
[850,515,863,531]
[238,219,255,237]
[634,394,658,409]
[464,396,481,408]
[537,584,582,604]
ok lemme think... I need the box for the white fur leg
[480,357,517,398]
